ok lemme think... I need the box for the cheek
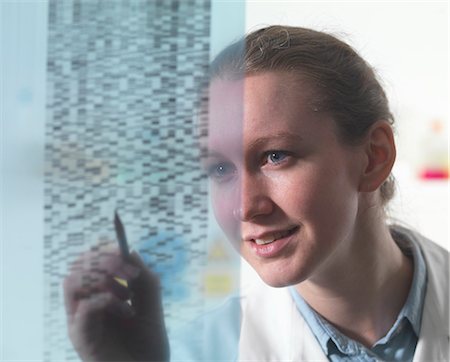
[270,167,323,213]
[275,164,358,229]
[300,166,359,243]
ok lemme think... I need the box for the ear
[359,120,396,192]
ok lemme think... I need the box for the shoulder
[418,235,449,269]
[390,225,448,322]
[390,224,448,271]
[413,230,449,328]
[409,228,449,315]
[393,226,450,361]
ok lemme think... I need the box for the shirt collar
[288,287,334,352]
[289,287,361,355]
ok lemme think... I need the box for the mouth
[251,226,299,245]
[246,226,299,258]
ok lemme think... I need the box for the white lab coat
[238,231,449,361]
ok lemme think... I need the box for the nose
[235,173,274,221]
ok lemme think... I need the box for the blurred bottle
[417,119,449,180]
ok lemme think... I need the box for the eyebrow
[247,132,304,149]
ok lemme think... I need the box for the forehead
[207,72,325,145]
[208,72,314,114]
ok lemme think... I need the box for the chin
[263,279,293,288]
[257,269,304,288]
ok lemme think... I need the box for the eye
[265,151,289,165]
[207,162,236,182]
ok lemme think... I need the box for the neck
[295,207,413,347]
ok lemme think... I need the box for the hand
[63,245,170,361]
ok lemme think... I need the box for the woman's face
[205,72,365,287]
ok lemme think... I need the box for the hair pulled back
[210,25,395,204]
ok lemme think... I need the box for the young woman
[64,26,449,361]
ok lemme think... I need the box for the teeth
[255,238,275,245]
[253,228,295,245]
